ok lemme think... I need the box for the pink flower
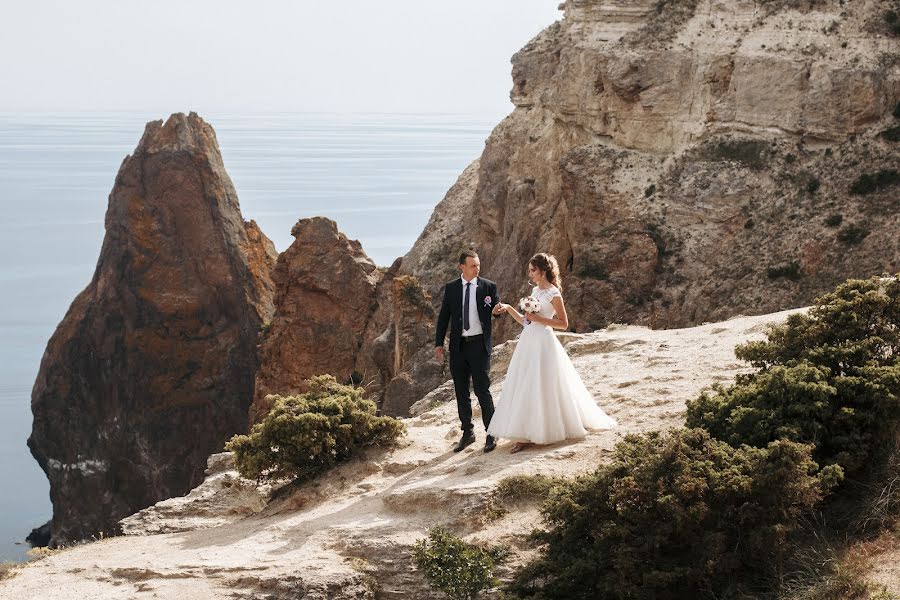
[484,296,492,305]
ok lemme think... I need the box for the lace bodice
[531,285,561,319]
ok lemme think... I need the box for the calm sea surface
[0,111,497,561]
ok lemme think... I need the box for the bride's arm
[529,296,569,330]
[498,303,528,326]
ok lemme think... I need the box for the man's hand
[435,346,444,363]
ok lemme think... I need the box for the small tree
[225,375,404,482]
[687,276,900,475]
[413,527,506,600]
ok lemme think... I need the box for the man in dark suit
[435,250,502,453]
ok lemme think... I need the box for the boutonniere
[484,296,493,307]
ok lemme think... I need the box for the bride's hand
[493,303,508,315]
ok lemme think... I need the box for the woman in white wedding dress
[488,253,617,453]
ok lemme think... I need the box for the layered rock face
[250,218,440,421]
[28,112,276,545]
[250,217,385,422]
[404,0,900,340]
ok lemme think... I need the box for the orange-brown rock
[249,219,441,420]
[28,112,276,546]
[250,217,383,423]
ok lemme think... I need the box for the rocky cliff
[249,217,443,421]
[403,0,900,342]
[249,217,386,423]
[26,0,900,547]
[28,112,277,546]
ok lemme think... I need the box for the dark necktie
[464,282,471,331]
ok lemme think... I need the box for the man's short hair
[459,250,479,264]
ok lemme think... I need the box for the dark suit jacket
[435,277,499,356]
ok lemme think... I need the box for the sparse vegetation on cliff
[838,224,871,245]
[413,527,506,600]
[849,170,900,195]
[509,429,837,600]
[824,213,843,227]
[697,138,770,170]
[885,7,900,36]
[881,125,900,142]
[226,375,405,482]
[507,276,900,599]
[396,275,434,316]
[493,474,564,504]
[623,0,700,47]
[576,260,609,280]
[688,277,900,476]
[767,261,803,281]
[0,563,18,582]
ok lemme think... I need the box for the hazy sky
[0,1,562,116]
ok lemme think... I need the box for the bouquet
[518,296,540,313]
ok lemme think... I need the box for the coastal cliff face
[249,217,385,423]
[28,112,276,545]
[250,217,442,421]
[404,0,900,340]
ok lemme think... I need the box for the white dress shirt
[461,276,483,337]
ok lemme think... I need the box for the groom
[435,250,502,453]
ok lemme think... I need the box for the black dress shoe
[453,432,476,452]
[484,435,497,453]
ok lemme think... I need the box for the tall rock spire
[28,112,276,545]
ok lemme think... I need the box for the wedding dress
[487,285,617,444]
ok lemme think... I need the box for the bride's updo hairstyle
[529,253,562,293]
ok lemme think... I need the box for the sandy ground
[2,309,812,600]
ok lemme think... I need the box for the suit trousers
[449,336,495,433]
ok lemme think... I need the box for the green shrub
[837,224,870,245]
[413,527,506,600]
[768,261,803,281]
[576,261,608,280]
[881,125,900,142]
[0,562,17,581]
[493,474,565,504]
[806,177,821,194]
[887,9,900,35]
[849,169,900,195]
[225,375,405,482]
[624,0,699,46]
[824,213,843,227]
[686,276,900,475]
[698,138,770,170]
[396,275,434,316]
[508,429,839,600]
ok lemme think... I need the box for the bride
[488,253,617,453]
